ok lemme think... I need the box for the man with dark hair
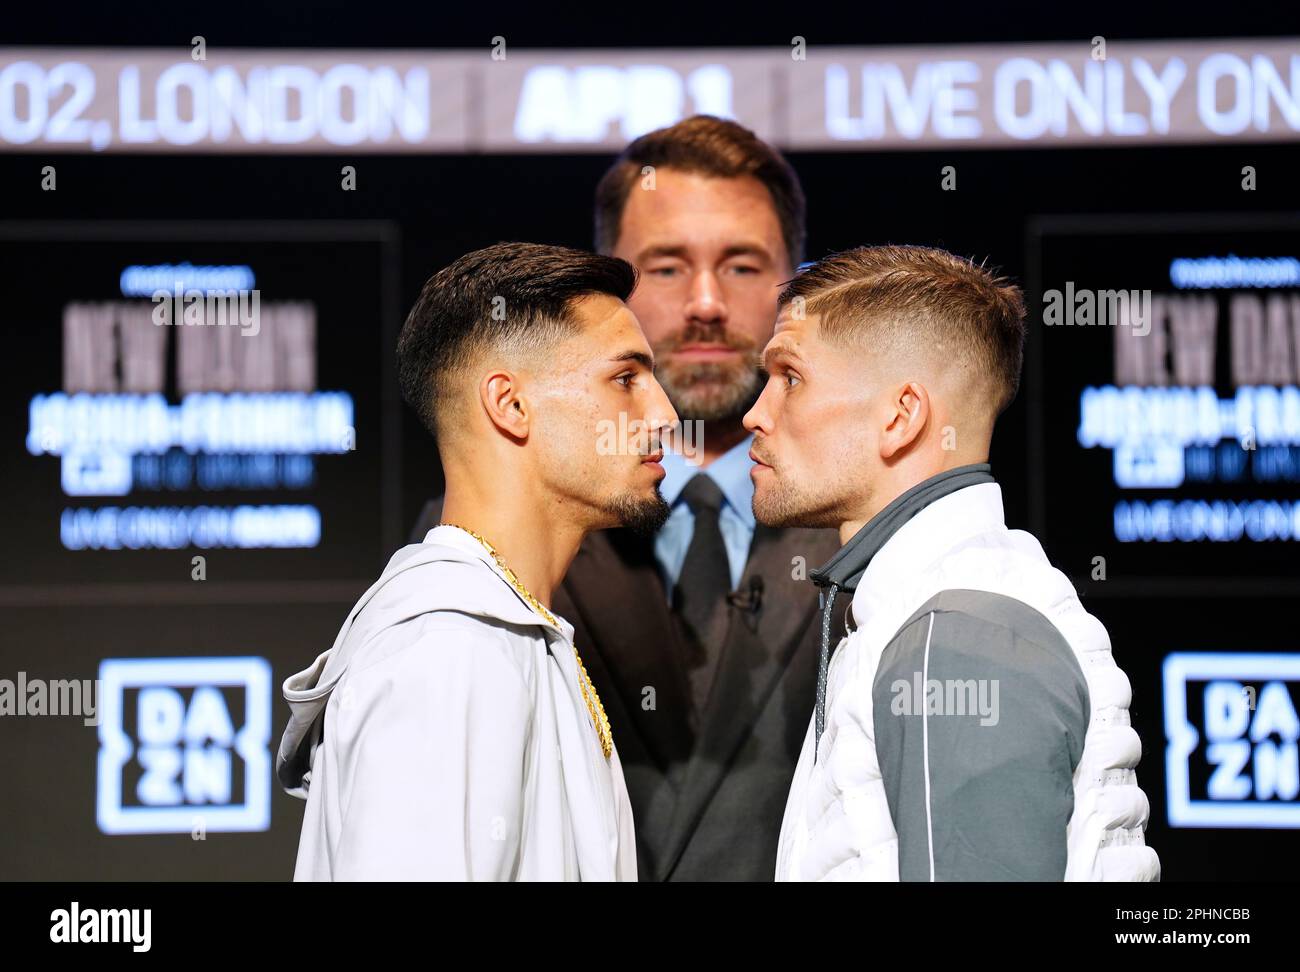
[410,115,838,881]
[745,245,1160,881]
[278,242,677,880]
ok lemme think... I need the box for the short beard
[753,477,850,531]
[653,325,763,423]
[608,487,671,537]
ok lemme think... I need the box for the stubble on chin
[608,486,670,537]
[752,475,845,531]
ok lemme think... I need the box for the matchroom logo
[96,657,272,835]
[1164,652,1300,828]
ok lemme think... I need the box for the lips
[748,447,771,468]
[670,345,743,361]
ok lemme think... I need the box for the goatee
[611,487,671,537]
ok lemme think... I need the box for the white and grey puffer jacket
[776,476,1160,882]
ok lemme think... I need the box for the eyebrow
[610,349,654,370]
[762,345,803,370]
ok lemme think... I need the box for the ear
[879,380,929,461]
[479,369,530,441]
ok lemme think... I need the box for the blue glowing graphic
[97,657,273,835]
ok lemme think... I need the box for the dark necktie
[672,473,732,718]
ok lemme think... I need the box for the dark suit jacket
[410,499,843,881]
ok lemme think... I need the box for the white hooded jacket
[776,481,1160,882]
[277,525,638,881]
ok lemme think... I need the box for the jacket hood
[276,529,560,796]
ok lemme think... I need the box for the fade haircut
[593,114,807,267]
[778,245,1027,416]
[397,241,637,440]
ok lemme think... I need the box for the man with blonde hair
[745,244,1160,881]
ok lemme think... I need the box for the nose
[646,372,680,439]
[743,381,775,438]
[684,270,726,326]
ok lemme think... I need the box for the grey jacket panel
[873,589,1090,881]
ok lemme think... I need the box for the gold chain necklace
[439,523,613,760]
